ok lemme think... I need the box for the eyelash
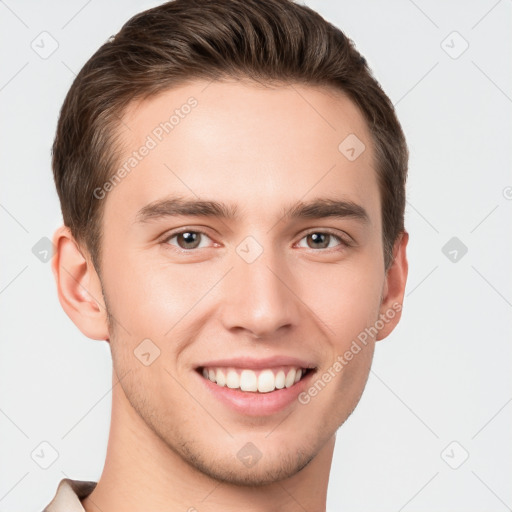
[160,228,352,253]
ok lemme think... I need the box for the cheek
[103,240,385,349]
[102,250,204,331]
[298,257,384,347]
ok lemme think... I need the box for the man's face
[97,79,399,484]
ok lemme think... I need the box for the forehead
[104,79,379,226]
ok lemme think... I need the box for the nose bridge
[220,235,300,338]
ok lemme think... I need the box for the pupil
[310,233,329,249]
[180,232,200,249]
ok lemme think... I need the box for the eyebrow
[134,195,370,225]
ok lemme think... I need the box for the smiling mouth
[196,366,315,393]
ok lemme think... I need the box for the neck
[82,371,335,512]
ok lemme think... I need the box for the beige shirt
[42,478,97,512]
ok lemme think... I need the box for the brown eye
[307,233,331,249]
[164,230,213,251]
[176,231,201,249]
[298,232,345,250]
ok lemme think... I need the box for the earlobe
[51,225,109,341]
[376,230,409,341]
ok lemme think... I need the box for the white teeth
[275,370,285,389]
[258,370,276,393]
[240,369,258,392]
[226,369,240,389]
[285,368,297,388]
[216,368,226,387]
[201,366,308,392]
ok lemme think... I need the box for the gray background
[1,1,511,511]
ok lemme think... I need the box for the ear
[376,230,409,341]
[51,225,110,341]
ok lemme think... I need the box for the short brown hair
[52,0,408,272]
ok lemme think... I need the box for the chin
[194,451,314,487]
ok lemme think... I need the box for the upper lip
[196,356,317,370]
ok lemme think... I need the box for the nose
[218,241,302,340]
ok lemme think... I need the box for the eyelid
[160,227,217,248]
[295,228,353,249]
[160,226,354,253]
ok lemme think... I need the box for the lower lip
[195,369,316,416]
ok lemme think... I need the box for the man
[44,0,409,510]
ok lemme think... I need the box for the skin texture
[52,79,408,512]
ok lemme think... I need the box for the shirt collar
[43,478,97,512]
